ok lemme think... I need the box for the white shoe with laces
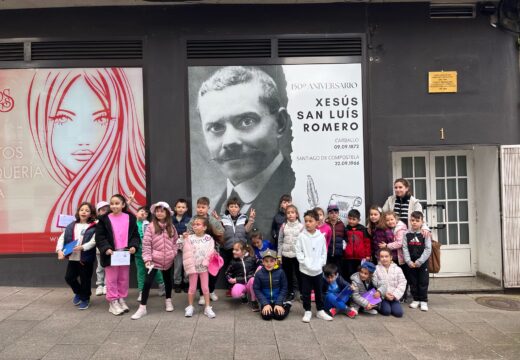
[420,302,429,312]
[209,292,218,301]
[198,297,205,306]
[185,305,194,317]
[317,310,333,321]
[409,301,420,309]
[118,298,130,313]
[109,300,124,316]
[302,311,312,323]
[131,305,147,320]
[204,306,216,318]
[364,309,378,315]
[165,299,174,312]
[95,286,103,296]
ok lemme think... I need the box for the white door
[392,151,475,276]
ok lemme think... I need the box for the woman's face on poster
[49,77,112,175]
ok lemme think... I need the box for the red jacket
[343,224,371,259]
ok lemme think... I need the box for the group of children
[56,177,433,322]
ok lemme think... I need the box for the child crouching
[322,263,357,318]
[253,250,291,321]
[350,261,379,316]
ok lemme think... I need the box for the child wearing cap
[95,201,110,296]
[131,202,179,320]
[350,261,380,316]
[325,204,346,269]
[253,249,291,321]
[322,263,357,318]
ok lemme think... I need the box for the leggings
[230,278,256,301]
[189,272,209,295]
[141,267,172,305]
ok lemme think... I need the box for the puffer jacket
[225,254,260,284]
[222,213,248,250]
[372,263,407,300]
[386,221,407,265]
[343,224,371,260]
[182,234,215,275]
[142,222,179,270]
[253,266,288,307]
[350,272,380,309]
[325,219,346,257]
[277,220,304,258]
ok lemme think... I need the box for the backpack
[428,239,441,273]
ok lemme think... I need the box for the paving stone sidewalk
[0,287,519,360]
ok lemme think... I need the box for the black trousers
[282,256,301,295]
[399,264,411,300]
[342,259,361,281]
[301,273,324,311]
[261,303,291,321]
[408,263,429,302]
[141,267,173,305]
[65,260,94,301]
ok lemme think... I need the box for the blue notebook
[62,240,79,257]
[336,286,353,303]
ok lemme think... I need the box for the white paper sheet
[111,250,131,266]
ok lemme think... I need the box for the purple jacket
[142,222,179,270]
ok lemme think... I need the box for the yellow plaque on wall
[428,71,457,93]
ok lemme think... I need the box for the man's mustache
[211,148,263,163]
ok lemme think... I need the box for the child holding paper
[350,261,380,315]
[321,263,356,318]
[131,202,179,319]
[96,194,140,316]
[56,202,97,310]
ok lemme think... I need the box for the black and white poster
[188,64,364,235]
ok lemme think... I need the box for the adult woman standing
[382,178,423,227]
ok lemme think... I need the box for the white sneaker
[185,305,194,317]
[102,286,107,295]
[158,283,166,297]
[165,299,174,312]
[109,300,124,316]
[317,310,333,321]
[364,309,378,315]
[302,311,312,323]
[409,301,420,309]
[137,291,142,302]
[131,305,147,320]
[198,297,206,306]
[118,298,130,313]
[209,292,218,301]
[204,306,216,319]
[95,285,104,296]
[420,302,429,312]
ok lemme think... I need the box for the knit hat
[361,261,376,273]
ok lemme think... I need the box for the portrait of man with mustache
[195,65,295,234]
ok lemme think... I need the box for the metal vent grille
[0,43,24,61]
[278,37,362,58]
[186,39,271,59]
[430,4,476,19]
[31,40,143,60]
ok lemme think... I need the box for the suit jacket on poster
[213,158,295,237]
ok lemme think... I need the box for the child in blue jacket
[253,250,291,321]
[322,263,357,318]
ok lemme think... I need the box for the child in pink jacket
[131,202,179,320]
[181,215,217,319]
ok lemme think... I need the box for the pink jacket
[182,234,215,275]
[317,223,332,250]
[373,263,407,301]
[142,222,179,270]
[386,221,407,265]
